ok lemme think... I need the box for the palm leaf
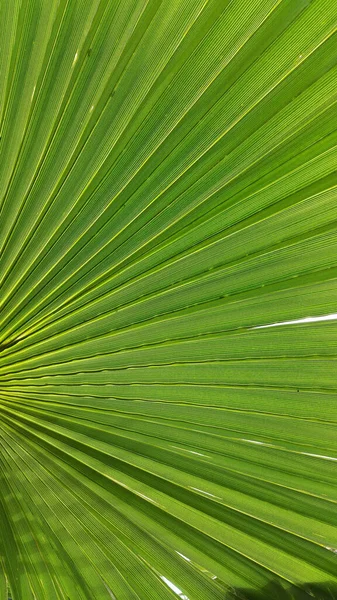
[0,1,337,598]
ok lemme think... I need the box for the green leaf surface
[1,1,337,599]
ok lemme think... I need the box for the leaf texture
[0,1,337,599]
